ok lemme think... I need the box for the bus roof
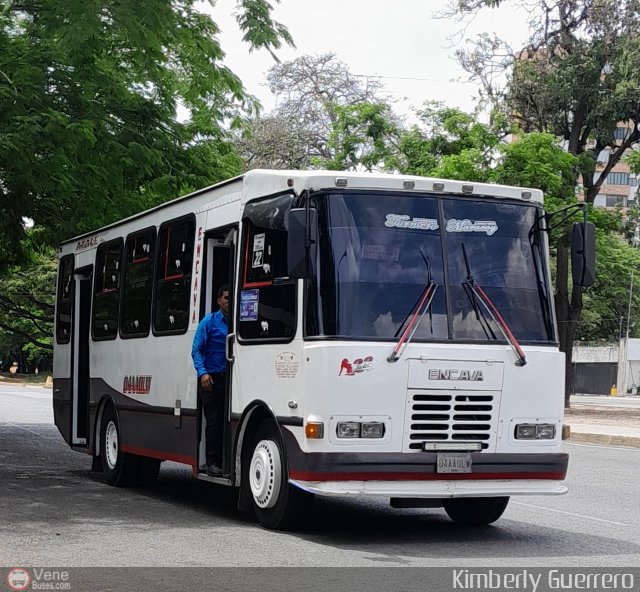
[60,169,544,246]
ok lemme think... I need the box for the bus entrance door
[197,225,237,478]
[71,268,92,446]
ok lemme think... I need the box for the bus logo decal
[428,369,484,381]
[339,356,374,376]
[123,375,152,395]
[445,219,498,236]
[75,233,106,251]
[384,214,439,231]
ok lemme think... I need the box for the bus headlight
[336,421,386,439]
[515,423,556,440]
[336,422,360,438]
[361,422,385,438]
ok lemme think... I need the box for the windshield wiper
[388,249,437,363]
[461,244,527,367]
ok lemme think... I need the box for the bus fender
[233,400,282,510]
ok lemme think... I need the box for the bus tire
[442,496,509,526]
[247,419,313,530]
[100,405,139,487]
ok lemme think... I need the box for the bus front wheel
[247,420,313,530]
[442,496,509,526]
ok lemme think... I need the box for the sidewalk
[566,395,640,448]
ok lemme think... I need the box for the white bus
[53,169,595,530]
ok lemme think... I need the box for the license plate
[436,453,472,474]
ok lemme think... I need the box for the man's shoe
[207,464,223,477]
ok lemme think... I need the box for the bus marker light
[336,422,360,438]
[305,422,324,439]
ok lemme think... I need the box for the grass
[0,372,50,385]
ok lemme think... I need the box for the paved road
[1,385,640,568]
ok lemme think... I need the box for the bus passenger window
[121,228,156,338]
[92,240,123,340]
[154,216,195,335]
[56,256,74,344]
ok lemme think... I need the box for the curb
[568,432,640,448]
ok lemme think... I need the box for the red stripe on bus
[120,444,196,466]
[289,470,567,482]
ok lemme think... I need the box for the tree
[578,233,640,344]
[397,102,506,181]
[448,0,640,404]
[451,0,640,202]
[0,0,293,268]
[237,53,392,170]
[0,249,56,373]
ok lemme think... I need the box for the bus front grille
[405,392,497,451]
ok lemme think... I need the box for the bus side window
[238,194,296,341]
[92,240,123,340]
[154,216,195,335]
[56,255,74,344]
[121,227,156,338]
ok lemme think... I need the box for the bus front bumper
[289,477,567,498]
[281,430,569,498]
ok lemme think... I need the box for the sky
[204,0,532,121]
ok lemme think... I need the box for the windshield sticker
[361,244,400,262]
[446,219,498,236]
[239,289,259,321]
[252,233,265,268]
[339,356,374,376]
[384,214,439,231]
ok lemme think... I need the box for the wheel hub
[249,440,282,509]
[105,420,118,470]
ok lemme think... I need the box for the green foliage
[494,133,578,200]
[0,248,56,371]
[0,0,293,269]
[314,102,400,171]
[397,102,504,180]
[578,233,640,342]
[454,0,640,203]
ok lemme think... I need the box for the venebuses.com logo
[7,569,30,591]
[6,568,71,591]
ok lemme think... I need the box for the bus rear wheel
[247,420,313,530]
[100,405,156,487]
[442,496,509,526]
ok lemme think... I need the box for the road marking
[512,501,631,527]
[0,417,63,441]
[1,397,51,409]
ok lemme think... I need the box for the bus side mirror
[287,208,317,278]
[571,221,596,288]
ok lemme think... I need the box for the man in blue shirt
[192,284,229,477]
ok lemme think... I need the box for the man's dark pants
[199,371,225,467]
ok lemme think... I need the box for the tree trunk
[554,244,584,408]
[17,348,27,374]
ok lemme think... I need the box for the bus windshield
[305,191,555,344]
